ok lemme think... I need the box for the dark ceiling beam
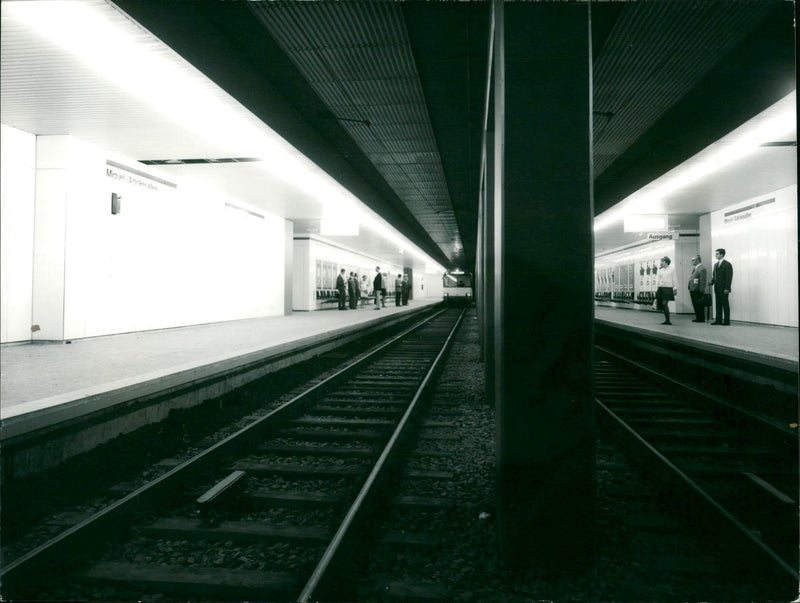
[401,2,491,273]
[112,0,451,268]
[593,1,796,216]
[590,2,626,59]
[403,1,621,272]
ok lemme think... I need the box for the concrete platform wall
[2,132,289,344]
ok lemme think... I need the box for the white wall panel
[758,213,778,322]
[32,138,69,340]
[424,272,444,299]
[20,134,287,341]
[724,219,748,322]
[292,239,311,310]
[773,193,798,327]
[710,184,797,326]
[62,136,120,337]
[0,125,36,343]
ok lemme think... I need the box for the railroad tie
[249,488,346,509]
[379,530,441,551]
[392,495,455,511]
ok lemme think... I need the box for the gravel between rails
[6,310,790,602]
[360,309,783,603]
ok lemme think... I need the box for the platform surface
[1,299,439,424]
[3,300,795,429]
[595,305,798,370]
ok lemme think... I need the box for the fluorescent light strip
[594,90,796,232]
[9,0,445,273]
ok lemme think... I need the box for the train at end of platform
[442,270,474,305]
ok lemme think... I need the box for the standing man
[336,268,347,310]
[394,273,403,307]
[711,248,733,325]
[373,266,383,310]
[348,272,358,309]
[401,275,410,305]
[687,255,707,323]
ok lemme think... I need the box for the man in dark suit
[401,275,410,305]
[710,248,733,325]
[687,255,707,322]
[336,268,348,310]
[372,266,383,310]
[394,274,403,306]
[348,272,358,309]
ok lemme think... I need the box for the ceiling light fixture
[8,0,445,274]
[594,89,796,233]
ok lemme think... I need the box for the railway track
[2,307,467,602]
[356,374,469,601]
[595,345,798,595]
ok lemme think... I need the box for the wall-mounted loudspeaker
[111,192,122,214]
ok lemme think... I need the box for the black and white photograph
[1,1,797,601]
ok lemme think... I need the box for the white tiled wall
[0,125,37,343]
[292,239,312,310]
[710,184,797,327]
[4,133,288,342]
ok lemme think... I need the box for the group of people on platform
[654,248,733,326]
[336,266,411,311]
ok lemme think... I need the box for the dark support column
[494,1,595,574]
[490,0,504,421]
[478,7,496,368]
[476,184,485,357]
[483,133,496,401]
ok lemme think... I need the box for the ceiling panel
[247,0,466,267]
[0,0,438,273]
[593,1,779,176]
[2,0,794,274]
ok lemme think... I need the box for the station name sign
[723,197,774,225]
[106,167,158,191]
[105,159,177,193]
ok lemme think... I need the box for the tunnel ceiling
[113,0,795,272]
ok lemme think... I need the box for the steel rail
[297,307,467,602]
[595,348,798,582]
[1,307,449,591]
[596,344,796,436]
[597,399,797,579]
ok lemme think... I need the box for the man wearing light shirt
[655,256,677,325]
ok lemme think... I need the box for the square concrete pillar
[492,1,596,574]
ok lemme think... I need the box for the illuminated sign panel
[623,214,668,233]
[320,218,359,236]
